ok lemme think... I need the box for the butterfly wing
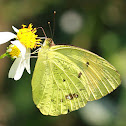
[32,45,121,116]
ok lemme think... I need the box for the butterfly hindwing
[32,45,121,116]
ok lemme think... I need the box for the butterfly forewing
[50,45,121,99]
[32,45,121,116]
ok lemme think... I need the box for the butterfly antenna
[37,27,47,38]
[48,22,53,39]
[47,11,56,39]
[52,11,56,39]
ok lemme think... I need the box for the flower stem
[0,53,7,59]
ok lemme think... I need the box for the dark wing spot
[63,79,66,82]
[73,93,78,98]
[65,93,73,100]
[80,89,85,91]
[116,70,119,73]
[86,62,89,67]
[51,99,54,102]
[78,72,82,78]
[68,109,70,113]
[60,99,63,102]
[65,95,68,99]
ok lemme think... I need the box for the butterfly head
[43,38,55,48]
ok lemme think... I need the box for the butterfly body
[32,38,121,116]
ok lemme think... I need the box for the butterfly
[32,38,121,116]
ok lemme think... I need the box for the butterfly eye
[47,38,55,47]
[50,39,55,46]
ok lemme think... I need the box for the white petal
[14,62,25,80]
[8,57,25,80]
[25,48,31,74]
[0,32,16,44]
[12,26,19,33]
[11,40,26,58]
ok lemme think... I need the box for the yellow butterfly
[32,38,121,116]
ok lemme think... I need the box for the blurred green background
[0,0,126,126]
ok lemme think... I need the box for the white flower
[7,45,30,80]
[0,24,42,80]
[0,26,31,80]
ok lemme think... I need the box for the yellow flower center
[7,45,21,59]
[17,24,41,49]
